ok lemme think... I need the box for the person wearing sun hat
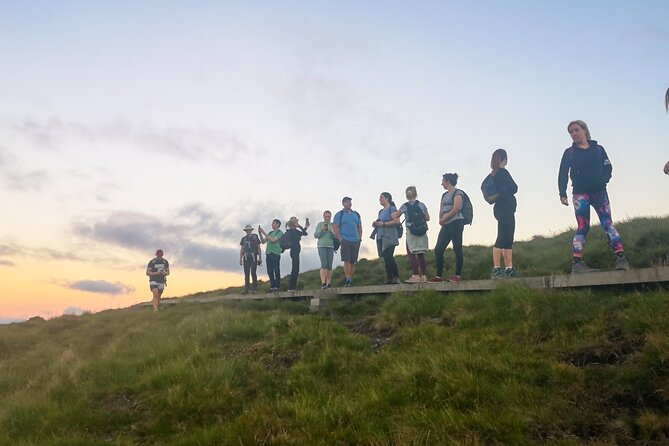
[146,249,170,312]
[240,224,262,293]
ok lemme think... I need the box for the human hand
[560,196,569,206]
[664,160,669,175]
[239,259,243,266]
[257,259,262,266]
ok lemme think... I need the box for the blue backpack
[481,174,499,204]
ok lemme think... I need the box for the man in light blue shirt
[333,196,362,287]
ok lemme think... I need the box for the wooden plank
[133,267,669,309]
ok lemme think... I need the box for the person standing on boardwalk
[333,196,363,287]
[314,210,336,289]
[486,149,519,279]
[430,173,465,283]
[558,120,629,273]
[394,186,430,283]
[372,192,401,284]
[146,249,170,312]
[259,219,283,291]
[285,216,309,291]
[239,225,262,293]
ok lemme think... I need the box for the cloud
[63,306,85,315]
[0,242,83,263]
[65,280,134,295]
[0,260,15,267]
[3,170,51,191]
[7,117,265,164]
[0,316,26,325]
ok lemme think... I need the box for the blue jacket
[558,140,612,197]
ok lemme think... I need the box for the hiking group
[147,119,635,309]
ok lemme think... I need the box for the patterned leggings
[572,190,624,257]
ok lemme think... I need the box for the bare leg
[151,288,161,312]
[502,249,513,268]
[492,247,503,268]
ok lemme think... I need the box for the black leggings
[494,209,515,249]
[377,239,399,282]
[289,248,300,290]
[435,219,464,277]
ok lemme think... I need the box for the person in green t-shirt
[314,210,336,288]
[259,219,283,291]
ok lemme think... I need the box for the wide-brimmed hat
[243,224,254,231]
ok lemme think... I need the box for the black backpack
[279,232,292,252]
[458,190,474,225]
[481,174,499,205]
[405,201,428,236]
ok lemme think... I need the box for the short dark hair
[342,196,352,204]
[442,173,459,186]
[272,219,281,226]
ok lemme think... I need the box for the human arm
[258,226,267,243]
[600,146,612,183]
[496,168,518,195]
[314,222,324,239]
[558,149,570,202]
[664,160,669,175]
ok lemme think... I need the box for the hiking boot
[491,267,505,280]
[615,254,630,271]
[405,275,421,283]
[428,276,444,283]
[447,275,462,283]
[571,261,597,274]
[505,267,520,278]
[321,283,327,289]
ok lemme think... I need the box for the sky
[1,1,668,322]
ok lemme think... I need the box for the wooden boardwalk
[135,266,669,312]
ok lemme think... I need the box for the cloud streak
[7,117,265,164]
[64,280,134,295]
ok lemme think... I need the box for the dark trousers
[494,208,516,250]
[289,248,300,290]
[243,254,258,290]
[266,253,281,289]
[377,239,399,282]
[435,219,464,277]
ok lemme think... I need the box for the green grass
[2,216,669,444]
[2,286,669,444]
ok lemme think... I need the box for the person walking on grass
[259,219,283,291]
[146,249,170,312]
[393,186,430,283]
[486,149,519,279]
[314,210,336,289]
[430,173,465,283]
[239,225,262,293]
[372,192,401,284]
[558,120,629,273]
[285,216,309,291]
[333,196,362,287]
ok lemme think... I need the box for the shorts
[340,239,361,263]
[150,281,166,293]
[318,246,334,270]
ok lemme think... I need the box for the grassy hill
[2,216,669,444]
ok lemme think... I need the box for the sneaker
[572,261,597,274]
[405,275,421,283]
[615,254,630,271]
[326,283,332,288]
[491,267,505,280]
[321,283,327,289]
[420,275,427,282]
[344,279,352,287]
[287,289,296,292]
[391,277,401,284]
[428,276,444,283]
[447,275,462,283]
[505,267,520,278]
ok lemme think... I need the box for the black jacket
[558,140,612,197]
[492,168,518,213]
